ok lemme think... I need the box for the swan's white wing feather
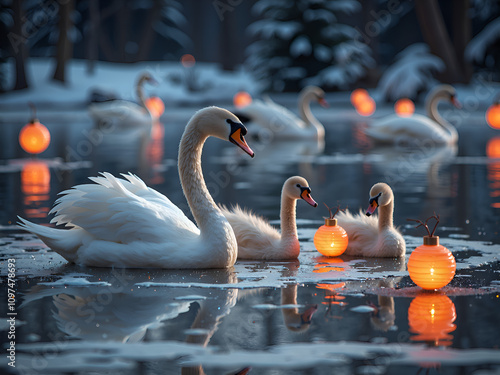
[88,100,151,124]
[238,99,306,131]
[50,173,199,244]
[366,114,448,143]
[336,209,379,255]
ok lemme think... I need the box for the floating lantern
[407,214,456,290]
[233,91,252,108]
[145,96,165,118]
[487,137,500,158]
[394,98,415,117]
[181,54,196,68]
[408,292,456,346]
[355,96,376,117]
[19,103,50,155]
[314,204,348,257]
[486,102,500,130]
[350,88,369,107]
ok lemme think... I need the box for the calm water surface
[0,100,499,374]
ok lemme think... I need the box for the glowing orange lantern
[145,96,165,118]
[350,88,369,107]
[408,292,456,346]
[314,218,348,257]
[19,104,50,155]
[408,236,456,290]
[487,137,500,158]
[181,54,196,68]
[233,91,252,108]
[355,96,376,117]
[394,98,415,117]
[486,102,500,130]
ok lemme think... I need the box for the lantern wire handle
[28,102,37,120]
[323,202,346,220]
[407,212,440,237]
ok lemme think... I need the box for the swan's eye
[296,184,301,188]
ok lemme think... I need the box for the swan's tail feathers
[17,217,83,262]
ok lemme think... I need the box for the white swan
[88,72,158,127]
[336,182,405,258]
[365,85,461,145]
[236,86,327,140]
[220,176,318,260]
[18,107,255,269]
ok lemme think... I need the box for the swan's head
[366,182,393,216]
[428,85,461,109]
[303,86,328,107]
[285,304,318,332]
[194,106,254,157]
[137,72,158,86]
[283,176,318,207]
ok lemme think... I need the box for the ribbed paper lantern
[486,102,500,130]
[233,91,252,108]
[145,96,165,118]
[314,218,348,257]
[19,119,50,155]
[394,98,415,117]
[408,236,456,290]
[408,292,456,346]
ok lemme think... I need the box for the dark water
[0,101,499,374]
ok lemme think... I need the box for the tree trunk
[136,0,162,62]
[86,0,99,74]
[53,0,75,83]
[10,0,28,90]
[415,0,463,83]
[453,0,472,83]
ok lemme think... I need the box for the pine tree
[246,0,373,92]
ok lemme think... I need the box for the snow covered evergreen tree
[245,0,373,92]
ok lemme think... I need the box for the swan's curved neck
[426,95,458,143]
[280,194,298,242]
[136,78,147,108]
[178,122,222,233]
[378,200,394,230]
[298,92,324,138]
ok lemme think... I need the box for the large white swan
[336,182,405,258]
[18,107,255,269]
[236,86,327,140]
[220,176,318,260]
[88,72,159,127]
[365,85,461,145]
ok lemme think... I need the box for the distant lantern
[486,102,500,130]
[181,54,196,68]
[407,214,456,290]
[355,96,376,117]
[145,96,165,118]
[394,98,415,117]
[233,91,252,108]
[350,88,370,107]
[486,137,500,159]
[408,292,456,347]
[19,103,50,155]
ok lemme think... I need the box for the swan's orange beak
[366,200,378,216]
[301,188,318,207]
[301,304,318,325]
[230,127,255,158]
[451,96,462,109]
[318,97,329,108]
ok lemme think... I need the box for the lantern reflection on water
[408,292,456,346]
[487,137,500,209]
[21,160,51,218]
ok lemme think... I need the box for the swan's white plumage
[237,86,326,140]
[19,106,254,269]
[366,85,459,145]
[336,183,405,258]
[220,176,317,260]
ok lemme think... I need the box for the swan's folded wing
[366,114,447,141]
[50,173,199,244]
[238,99,306,130]
[88,100,146,121]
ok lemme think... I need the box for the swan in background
[88,72,159,127]
[336,182,405,258]
[18,107,255,269]
[220,176,318,260]
[236,86,327,140]
[365,85,461,145]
